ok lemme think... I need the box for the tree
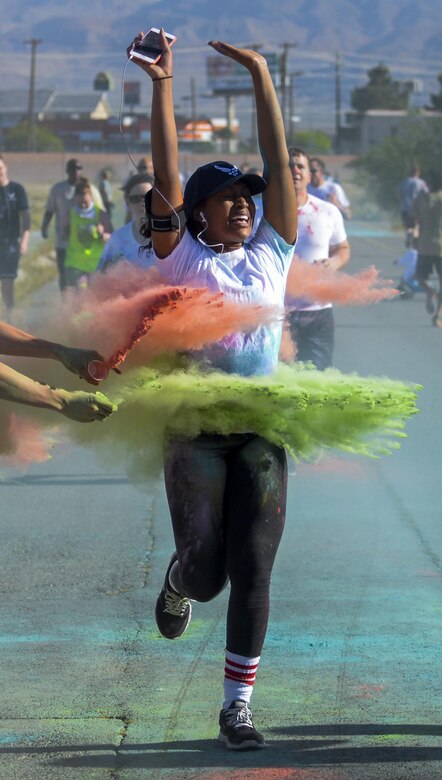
[4,122,63,152]
[290,130,332,154]
[351,64,413,114]
[426,74,442,112]
[350,118,442,212]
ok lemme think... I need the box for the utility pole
[190,76,197,149]
[279,42,297,137]
[288,71,303,144]
[225,93,236,154]
[335,50,342,154]
[24,38,42,152]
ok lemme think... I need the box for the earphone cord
[119,57,139,172]
[196,220,224,253]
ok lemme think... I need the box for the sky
[1,1,442,140]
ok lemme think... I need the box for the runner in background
[61,178,112,289]
[0,155,30,321]
[286,147,350,369]
[308,156,352,221]
[41,159,105,291]
[97,173,155,272]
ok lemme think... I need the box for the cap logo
[213,164,239,176]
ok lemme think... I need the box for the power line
[279,42,297,136]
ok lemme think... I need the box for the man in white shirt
[41,159,104,290]
[286,147,350,369]
[308,156,352,221]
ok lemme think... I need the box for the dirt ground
[4,152,356,190]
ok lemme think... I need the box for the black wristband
[151,76,173,82]
[150,210,187,232]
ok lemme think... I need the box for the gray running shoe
[155,553,192,639]
[218,700,265,750]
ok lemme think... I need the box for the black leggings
[287,307,334,370]
[164,433,287,657]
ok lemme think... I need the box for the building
[0,89,53,137]
[178,120,214,143]
[0,88,110,149]
[40,93,111,150]
[41,93,110,121]
[342,109,442,154]
[0,86,235,152]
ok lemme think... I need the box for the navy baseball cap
[184,161,266,218]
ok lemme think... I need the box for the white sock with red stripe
[223,650,260,709]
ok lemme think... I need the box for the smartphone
[131,27,176,64]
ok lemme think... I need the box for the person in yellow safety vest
[62,177,112,289]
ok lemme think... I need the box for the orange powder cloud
[286,258,398,305]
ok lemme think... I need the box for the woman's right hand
[127,29,173,80]
[207,41,268,73]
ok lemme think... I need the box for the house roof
[0,90,110,119]
[0,89,53,115]
[44,93,109,115]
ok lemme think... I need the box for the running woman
[128,29,297,749]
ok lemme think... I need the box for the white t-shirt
[156,218,295,376]
[287,194,347,312]
[307,180,350,209]
[97,222,155,271]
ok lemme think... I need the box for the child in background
[63,178,112,289]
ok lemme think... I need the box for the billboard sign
[124,81,141,107]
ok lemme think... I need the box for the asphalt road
[0,224,441,779]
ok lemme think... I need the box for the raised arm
[128,30,183,258]
[208,42,297,244]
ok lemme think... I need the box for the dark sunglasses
[127,194,146,204]
[310,168,321,173]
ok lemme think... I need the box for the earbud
[199,211,207,223]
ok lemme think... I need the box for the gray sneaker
[155,553,192,639]
[218,700,265,749]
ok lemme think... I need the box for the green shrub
[290,130,332,154]
[4,122,63,152]
[350,118,442,213]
